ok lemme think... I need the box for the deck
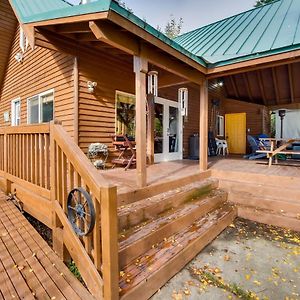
[100,157,300,195]
[0,192,93,300]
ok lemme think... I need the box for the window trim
[11,98,21,126]
[216,115,225,137]
[27,89,55,124]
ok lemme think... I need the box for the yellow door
[225,113,246,154]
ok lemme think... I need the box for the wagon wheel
[67,187,95,236]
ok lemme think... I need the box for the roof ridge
[175,0,282,40]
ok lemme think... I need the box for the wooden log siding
[77,51,135,154]
[0,0,17,89]
[0,26,75,138]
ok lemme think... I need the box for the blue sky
[68,0,256,33]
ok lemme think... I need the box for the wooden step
[117,170,212,206]
[238,205,300,232]
[219,179,300,202]
[119,204,237,300]
[119,190,227,268]
[212,169,299,190]
[118,178,219,231]
[229,191,300,216]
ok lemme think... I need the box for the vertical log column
[134,56,148,187]
[199,80,208,171]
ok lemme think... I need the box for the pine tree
[164,16,183,39]
[254,0,278,7]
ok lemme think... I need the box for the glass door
[154,97,183,162]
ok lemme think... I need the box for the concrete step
[119,204,237,300]
[118,189,227,268]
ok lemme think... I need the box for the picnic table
[256,138,300,167]
[111,134,136,170]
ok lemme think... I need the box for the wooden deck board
[0,192,94,300]
[100,157,300,196]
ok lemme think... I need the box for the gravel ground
[152,218,300,300]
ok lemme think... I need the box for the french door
[154,97,183,162]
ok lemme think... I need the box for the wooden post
[134,56,148,187]
[199,80,208,171]
[3,128,12,194]
[147,94,155,165]
[50,121,68,261]
[73,57,79,145]
[101,186,119,300]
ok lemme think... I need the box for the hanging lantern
[178,87,188,117]
[147,71,158,96]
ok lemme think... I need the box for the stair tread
[119,204,235,297]
[118,178,218,217]
[119,189,226,248]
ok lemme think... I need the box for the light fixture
[212,80,224,88]
[15,52,23,63]
[178,87,188,117]
[147,71,158,96]
[87,81,97,93]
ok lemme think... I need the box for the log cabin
[0,0,300,299]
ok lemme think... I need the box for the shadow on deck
[0,192,94,300]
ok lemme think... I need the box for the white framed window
[11,98,21,126]
[27,89,54,124]
[216,115,224,137]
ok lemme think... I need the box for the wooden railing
[50,121,118,300]
[0,125,50,189]
[0,122,119,300]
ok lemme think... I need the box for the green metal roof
[10,0,72,22]
[12,0,206,67]
[9,0,300,69]
[175,0,300,67]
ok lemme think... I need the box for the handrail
[50,121,119,300]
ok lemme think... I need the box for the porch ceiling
[217,61,300,107]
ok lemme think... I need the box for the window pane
[41,93,54,123]
[28,96,39,124]
[116,93,135,138]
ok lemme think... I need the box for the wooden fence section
[0,122,119,300]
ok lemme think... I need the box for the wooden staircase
[117,178,237,300]
[213,170,300,232]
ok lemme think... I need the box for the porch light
[87,81,97,93]
[147,71,158,96]
[178,87,188,117]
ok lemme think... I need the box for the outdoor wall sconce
[87,81,97,93]
[15,52,23,63]
[178,87,189,117]
[147,71,158,96]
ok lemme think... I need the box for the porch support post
[134,56,148,187]
[199,80,208,171]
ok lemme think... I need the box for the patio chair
[215,138,229,156]
[87,143,109,169]
[245,135,267,160]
